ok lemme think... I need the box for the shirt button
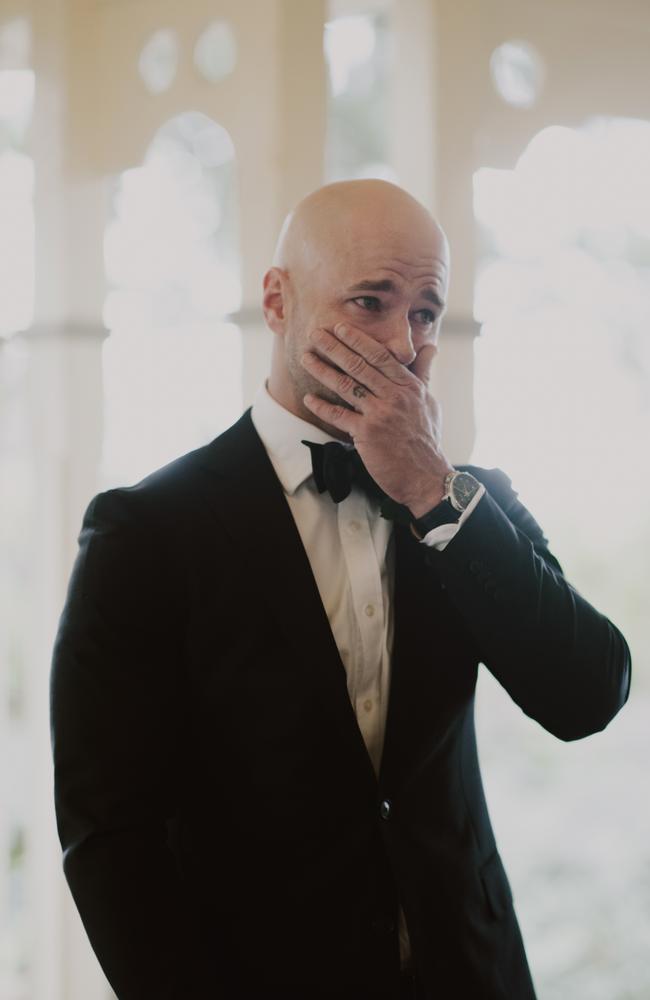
[364,604,376,617]
[348,521,361,534]
[379,799,391,820]
[363,699,373,713]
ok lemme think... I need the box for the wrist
[406,467,455,519]
[410,469,483,540]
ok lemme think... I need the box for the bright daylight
[0,3,647,999]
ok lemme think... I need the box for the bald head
[273,179,449,276]
[264,179,450,434]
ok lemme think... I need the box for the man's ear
[262,267,289,335]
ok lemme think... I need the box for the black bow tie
[301,439,382,503]
[301,440,412,524]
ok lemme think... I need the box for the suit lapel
[197,410,378,787]
[379,524,434,784]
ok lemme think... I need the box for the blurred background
[0,0,648,997]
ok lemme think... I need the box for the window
[472,118,650,999]
[324,2,396,182]
[194,21,237,84]
[490,40,545,109]
[102,112,242,487]
[138,28,179,95]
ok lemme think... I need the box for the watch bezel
[447,471,481,512]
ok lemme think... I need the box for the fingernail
[335,324,348,337]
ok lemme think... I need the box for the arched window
[472,118,650,999]
[323,1,395,183]
[102,112,242,487]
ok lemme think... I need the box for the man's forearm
[424,486,631,741]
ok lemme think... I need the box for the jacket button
[469,559,482,575]
[379,799,392,820]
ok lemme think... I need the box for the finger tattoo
[352,384,367,399]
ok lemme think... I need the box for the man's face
[281,219,449,415]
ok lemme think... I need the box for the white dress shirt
[250,383,484,966]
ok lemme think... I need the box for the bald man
[51,180,630,1000]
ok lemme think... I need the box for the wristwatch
[410,470,482,540]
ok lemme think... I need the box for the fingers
[426,394,443,446]
[334,323,412,386]
[303,392,360,436]
[409,342,441,443]
[409,342,437,386]
[305,325,415,394]
[301,349,374,412]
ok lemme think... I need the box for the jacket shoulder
[88,409,255,527]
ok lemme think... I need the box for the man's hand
[301,323,454,517]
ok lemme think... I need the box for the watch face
[450,472,480,510]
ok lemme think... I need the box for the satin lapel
[197,410,378,787]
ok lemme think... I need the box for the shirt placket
[337,492,386,773]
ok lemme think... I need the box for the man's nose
[383,316,416,366]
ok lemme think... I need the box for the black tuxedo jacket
[50,410,631,999]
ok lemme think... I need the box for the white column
[239,308,274,409]
[237,0,327,414]
[29,0,114,994]
[389,0,437,209]
[20,325,112,1000]
[429,318,481,464]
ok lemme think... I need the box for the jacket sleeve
[424,466,631,742]
[50,488,216,999]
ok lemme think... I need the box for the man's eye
[352,296,382,313]
[413,309,436,325]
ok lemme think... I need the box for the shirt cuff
[419,485,486,551]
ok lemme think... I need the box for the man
[50,180,631,1000]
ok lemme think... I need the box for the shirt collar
[251,383,339,496]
